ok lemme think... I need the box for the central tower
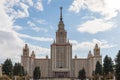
[51,7,72,78]
[56,7,67,44]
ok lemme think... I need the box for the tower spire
[60,6,63,21]
[58,6,64,30]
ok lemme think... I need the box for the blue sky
[0,0,120,63]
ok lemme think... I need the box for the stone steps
[40,78,71,80]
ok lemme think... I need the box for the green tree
[2,59,13,77]
[78,68,86,80]
[95,61,102,75]
[103,55,114,75]
[13,63,25,76]
[33,66,41,80]
[115,50,120,80]
[109,57,114,73]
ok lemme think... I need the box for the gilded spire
[60,6,63,21]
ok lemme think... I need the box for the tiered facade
[21,7,102,79]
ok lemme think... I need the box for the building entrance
[54,72,69,78]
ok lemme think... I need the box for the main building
[21,7,102,79]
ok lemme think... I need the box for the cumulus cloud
[5,1,29,19]
[18,33,53,42]
[13,25,23,31]
[21,0,33,6]
[0,31,24,63]
[69,0,120,19]
[17,2,29,18]
[27,21,48,32]
[77,19,115,34]
[0,0,49,63]
[27,21,40,32]
[22,0,44,11]
[28,44,50,58]
[0,0,25,63]
[69,0,120,34]
[5,0,44,19]
[34,0,43,11]
[70,39,115,54]
[69,40,78,44]
[69,0,86,13]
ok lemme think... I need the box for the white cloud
[32,27,41,32]
[4,0,45,19]
[69,0,85,13]
[5,1,29,19]
[4,0,20,7]
[27,21,48,32]
[28,44,50,58]
[69,0,119,34]
[77,19,115,34]
[21,0,33,6]
[27,21,36,26]
[27,21,41,32]
[0,0,48,63]
[34,0,43,11]
[47,0,52,4]
[69,0,120,19]
[13,25,23,31]
[72,39,115,55]
[37,19,47,25]
[0,0,23,63]
[0,30,24,63]
[18,33,53,42]
[0,1,14,31]
[17,2,29,18]
[69,40,78,44]
[21,0,44,11]
[102,0,120,20]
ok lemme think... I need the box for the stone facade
[0,64,2,77]
[21,7,102,79]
